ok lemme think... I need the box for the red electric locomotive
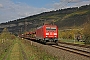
[36,24,58,44]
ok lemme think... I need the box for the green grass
[0,39,15,60]
[61,10,88,21]
[6,45,15,60]
[6,38,23,60]
[20,39,58,60]
[0,38,58,60]
[9,43,21,60]
[59,38,85,45]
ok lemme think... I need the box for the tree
[83,22,90,44]
[0,28,15,40]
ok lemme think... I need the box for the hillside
[0,4,90,35]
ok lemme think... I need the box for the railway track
[22,38,90,58]
[50,42,90,58]
[20,38,90,60]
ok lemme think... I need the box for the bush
[83,22,90,44]
[0,28,16,40]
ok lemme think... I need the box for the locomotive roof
[44,24,57,27]
[37,24,57,29]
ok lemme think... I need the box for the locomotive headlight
[54,33,57,35]
[46,33,49,35]
[46,36,48,37]
[55,36,57,37]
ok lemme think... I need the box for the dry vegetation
[0,28,57,60]
[83,22,90,44]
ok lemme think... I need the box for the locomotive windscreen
[46,27,56,30]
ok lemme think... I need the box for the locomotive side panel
[36,26,45,40]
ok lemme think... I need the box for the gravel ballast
[29,40,90,60]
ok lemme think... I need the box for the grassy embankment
[59,39,84,45]
[19,38,58,60]
[0,38,15,60]
[0,38,57,60]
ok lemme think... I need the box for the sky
[0,0,90,23]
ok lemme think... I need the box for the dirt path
[9,43,21,60]
[3,39,28,60]
[19,43,28,60]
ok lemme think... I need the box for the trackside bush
[83,22,90,44]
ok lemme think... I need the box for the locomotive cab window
[46,27,56,30]
[46,27,50,30]
[51,27,56,30]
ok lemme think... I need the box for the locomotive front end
[44,25,58,44]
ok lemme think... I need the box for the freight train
[20,24,58,44]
